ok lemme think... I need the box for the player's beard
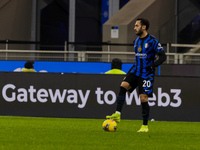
[136,27,143,36]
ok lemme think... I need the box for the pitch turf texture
[0,116,200,150]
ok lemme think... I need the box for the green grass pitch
[0,116,200,150]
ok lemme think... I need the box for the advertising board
[0,72,199,122]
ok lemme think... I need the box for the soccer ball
[102,119,117,132]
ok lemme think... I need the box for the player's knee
[121,82,131,90]
[140,94,148,103]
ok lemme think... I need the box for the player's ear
[142,25,146,30]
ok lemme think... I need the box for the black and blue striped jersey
[131,34,166,78]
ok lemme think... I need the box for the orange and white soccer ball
[102,119,117,132]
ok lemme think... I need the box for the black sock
[116,86,127,112]
[141,102,150,125]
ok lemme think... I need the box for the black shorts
[123,73,154,97]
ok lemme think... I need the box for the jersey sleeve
[154,51,166,67]
[153,40,166,67]
[154,41,164,53]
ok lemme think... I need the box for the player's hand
[145,65,155,72]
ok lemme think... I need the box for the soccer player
[106,18,166,132]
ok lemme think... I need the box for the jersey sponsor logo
[135,53,147,59]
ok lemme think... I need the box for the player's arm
[146,42,166,71]
[154,50,166,67]
[153,42,166,67]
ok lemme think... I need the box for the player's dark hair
[137,18,150,30]
[111,58,122,70]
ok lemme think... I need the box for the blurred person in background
[21,61,36,72]
[105,58,126,75]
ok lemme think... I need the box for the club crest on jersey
[138,46,142,52]
[145,43,148,48]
